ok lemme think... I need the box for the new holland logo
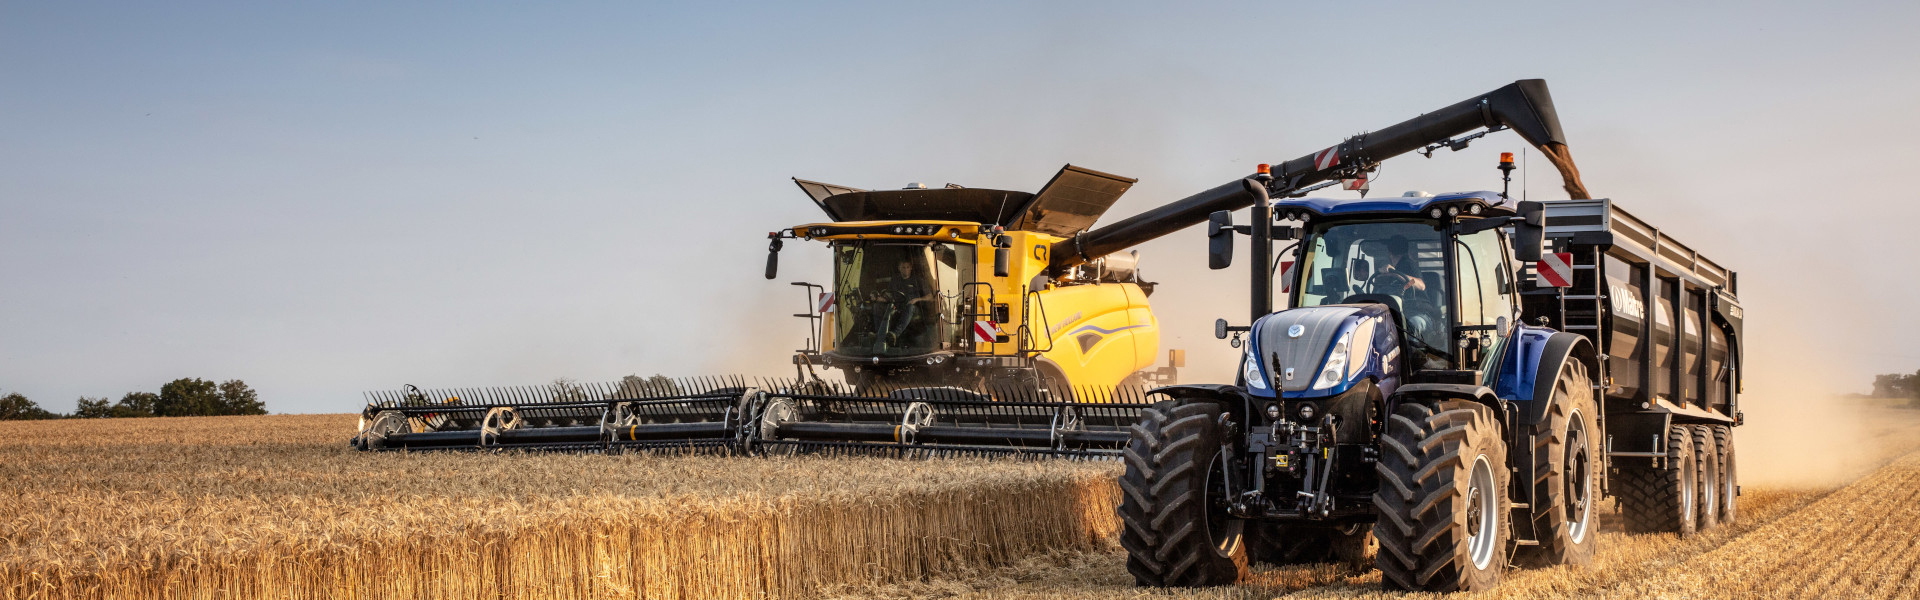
[1287,324,1306,338]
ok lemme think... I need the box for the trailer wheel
[1691,425,1719,530]
[1118,399,1248,587]
[1517,359,1599,567]
[1373,400,1509,592]
[1713,425,1737,524]
[1617,424,1697,536]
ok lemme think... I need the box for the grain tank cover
[791,164,1134,232]
[1008,165,1138,236]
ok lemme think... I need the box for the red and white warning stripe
[1536,252,1574,288]
[1313,146,1341,170]
[817,292,835,313]
[1341,175,1369,191]
[1278,260,1296,294]
[973,321,999,343]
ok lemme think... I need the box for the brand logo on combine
[1287,324,1306,338]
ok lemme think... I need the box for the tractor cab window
[830,241,975,357]
[1296,221,1451,369]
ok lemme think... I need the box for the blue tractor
[1094,81,1743,592]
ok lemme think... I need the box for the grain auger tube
[1115,79,1743,593]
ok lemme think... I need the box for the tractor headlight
[1312,331,1352,390]
[1243,341,1269,392]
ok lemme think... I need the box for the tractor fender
[1514,331,1600,427]
[1387,383,1506,425]
[1147,384,1255,422]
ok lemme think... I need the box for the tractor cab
[1228,191,1533,402]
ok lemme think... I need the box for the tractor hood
[1241,304,1399,399]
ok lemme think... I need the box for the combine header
[357,166,1196,458]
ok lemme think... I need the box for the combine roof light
[1257,163,1272,175]
[1469,204,1484,215]
[1430,208,1444,219]
[1448,206,1461,217]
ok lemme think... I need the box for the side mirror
[1214,318,1229,340]
[764,235,783,280]
[1207,210,1235,270]
[993,237,1012,277]
[1511,200,1545,262]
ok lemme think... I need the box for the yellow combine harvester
[771,164,1181,393]
[354,165,1182,458]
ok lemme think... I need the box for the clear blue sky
[4,1,1917,414]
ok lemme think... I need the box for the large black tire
[1119,400,1249,586]
[1691,425,1720,530]
[1516,360,1600,568]
[1373,400,1510,592]
[1713,425,1737,524]
[1616,424,1698,536]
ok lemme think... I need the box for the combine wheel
[357,410,409,450]
[1713,425,1737,523]
[1517,360,1599,567]
[1118,399,1248,587]
[1372,400,1509,592]
[1691,425,1719,530]
[1616,424,1697,536]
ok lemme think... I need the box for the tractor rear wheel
[1119,399,1249,586]
[1617,424,1698,536]
[1691,425,1720,530]
[1373,400,1509,592]
[1517,359,1599,567]
[1713,425,1738,524]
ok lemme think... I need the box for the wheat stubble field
[5,401,1920,600]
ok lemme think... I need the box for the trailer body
[1524,199,1742,460]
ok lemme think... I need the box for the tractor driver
[1374,235,1427,295]
[870,259,938,349]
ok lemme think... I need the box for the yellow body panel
[797,221,1159,391]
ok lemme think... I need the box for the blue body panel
[1493,324,1558,402]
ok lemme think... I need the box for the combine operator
[868,259,939,351]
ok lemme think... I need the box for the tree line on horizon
[0,378,265,420]
[1871,370,1920,407]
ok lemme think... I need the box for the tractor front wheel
[1118,399,1249,587]
[1373,400,1509,592]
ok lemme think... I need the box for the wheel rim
[1205,450,1245,557]
[1700,446,1716,520]
[1467,454,1498,570]
[1566,409,1594,544]
[1681,449,1695,524]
